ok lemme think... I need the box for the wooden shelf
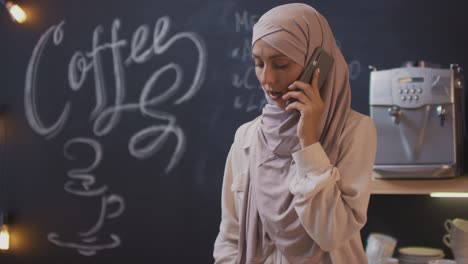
[370,173,468,195]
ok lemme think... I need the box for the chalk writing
[25,16,206,171]
[335,39,362,81]
[48,138,125,256]
[234,11,258,33]
[25,21,69,139]
[25,16,207,255]
[230,38,252,62]
[349,59,362,81]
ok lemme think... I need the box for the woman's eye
[255,63,264,68]
[275,63,289,69]
[274,60,290,69]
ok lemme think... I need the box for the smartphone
[286,47,334,106]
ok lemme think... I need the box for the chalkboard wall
[0,0,467,263]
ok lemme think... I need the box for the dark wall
[0,0,466,263]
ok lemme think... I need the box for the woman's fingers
[282,90,311,105]
[284,100,306,113]
[287,68,321,101]
[284,68,324,115]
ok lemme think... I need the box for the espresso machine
[369,62,465,178]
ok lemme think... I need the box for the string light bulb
[0,225,9,250]
[0,0,27,23]
[0,213,9,251]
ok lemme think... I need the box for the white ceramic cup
[366,233,397,260]
[444,233,468,263]
[443,232,468,248]
[445,219,468,234]
[444,218,468,263]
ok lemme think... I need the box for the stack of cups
[366,233,398,264]
[443,218,468,264]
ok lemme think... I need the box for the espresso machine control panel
[391,68,454,109]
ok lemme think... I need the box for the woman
[214,3,377,264]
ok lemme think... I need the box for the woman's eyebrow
[252,54,288,59]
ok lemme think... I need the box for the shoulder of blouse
[343,110,376,133]
[340,109,377,147]
[233,116,261,149]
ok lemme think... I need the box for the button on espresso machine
[369,63,465,178]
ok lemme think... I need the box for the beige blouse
[213,110,377,264]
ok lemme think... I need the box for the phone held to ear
[286,47,334,106]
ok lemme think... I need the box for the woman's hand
[282,68,324,149]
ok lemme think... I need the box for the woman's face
[252,39,303,109]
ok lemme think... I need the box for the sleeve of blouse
[288,115,377,252]
[213,146,239,264]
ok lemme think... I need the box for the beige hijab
[238,3,351,263]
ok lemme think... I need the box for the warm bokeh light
[0,224,9,250]
[6,2,27,23]
[430,192,468,198]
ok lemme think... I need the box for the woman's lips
[269,91,284,100]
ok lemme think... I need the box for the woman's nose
[260,66,275,86]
